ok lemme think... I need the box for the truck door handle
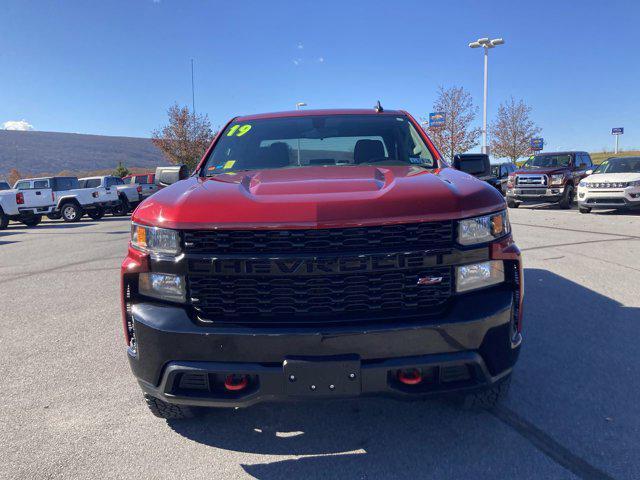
[36,191,41,195]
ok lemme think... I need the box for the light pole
[295,103,306,165]
[469,37,504,155]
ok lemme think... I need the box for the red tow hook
[397,368,422,385]
[224,374,249,391]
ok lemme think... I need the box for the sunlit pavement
[1,207,639,479]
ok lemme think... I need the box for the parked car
[122,108,523,419]
[491,162,518,195]
[506,151,593,209]
[577,156,640,213]
[17,176,105,222]
[79,176,142,216]
[0,181,10,191]
[122,173,159,199]
[0,180,56,228]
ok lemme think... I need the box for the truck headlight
[456,261,505,293]
[579,180,587,187]
[630,180,640,187]
[457,210,510,246]
[131,223,181,255]
[138,273,186,303]
[549,174,564,186]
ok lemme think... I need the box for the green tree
[113,162,131,177]
[151,104,215,171]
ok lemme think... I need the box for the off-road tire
[558,186,574,209]
[144,394,198,419]
[0,210,9,230]
[507,199,519,208]
[87,207,105,220]
[112,197,130,216]
[461,375,511,410]
[21,215,42,228]
[61,202,83,222]
[579,206,591,214]
[47,212,62,220]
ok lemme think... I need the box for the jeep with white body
[80,176,142,216]
[0,179,56,228]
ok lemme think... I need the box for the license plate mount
[283,357,361,396]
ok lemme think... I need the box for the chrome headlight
[549,174,564,185]
[457,210,510,246]
[131,223,181,255]
[456,261,505,293]
[138,273,186,303]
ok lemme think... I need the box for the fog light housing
[456,261,504,293]
[139,273,186,303]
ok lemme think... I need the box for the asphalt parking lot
[1,206,639,480]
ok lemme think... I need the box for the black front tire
[579,206,591,214]
[558,186,574,209]
[61,202,83,222]
[0,211,8,230]
[461,375,511,410]
[87,207,105,220]
[144,394,199,420]
[21,215,42,228]
[507,199,519,208]
[112,197,130,216]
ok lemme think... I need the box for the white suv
[577,156,640,213]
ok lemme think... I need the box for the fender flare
[56,196,82,210]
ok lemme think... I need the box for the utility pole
[191,59,196,114]
[469,37,505,155]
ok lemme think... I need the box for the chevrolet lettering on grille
[188,251,448,276]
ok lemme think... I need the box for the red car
[121,108,523,419]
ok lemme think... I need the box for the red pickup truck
[121,108,523,419]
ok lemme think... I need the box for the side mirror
[585,169,593,175]
[452,154,491,178]
[155,165,189,187]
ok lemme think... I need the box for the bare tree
[427,86,481,162]
[490,97,541,162]
[152,104,215,171]
[7,168,22,186]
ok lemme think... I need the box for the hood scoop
[236,167,394,196]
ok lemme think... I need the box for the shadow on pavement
[165,268,638,479]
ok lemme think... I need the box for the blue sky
[1,0,638,154]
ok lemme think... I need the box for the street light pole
[295,102,307,165]
[469,37,504,155]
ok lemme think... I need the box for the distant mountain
[0,129,169,176]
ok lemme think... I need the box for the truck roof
[235,108,407,122]
[533,151,589,156]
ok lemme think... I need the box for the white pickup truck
[79,176,142,216]
[0,179,56,229]
[16,176,109,222]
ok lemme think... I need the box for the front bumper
[128,287,521,407]
[507,186,564,203]
[577,188,640,209]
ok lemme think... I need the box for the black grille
[188,266,453,325]
[183,221,454,255]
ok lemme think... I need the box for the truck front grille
[183,221,456,325]
[183,221,454,255]
[516,174,547,187]
[188,265,453,325]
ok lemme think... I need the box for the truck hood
[133,166,505,230]
[514,167,568,176]
[583,172,640,183]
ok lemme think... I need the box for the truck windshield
[594,157,640,174]
[522,154,572,169]
[203,114,436,175]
